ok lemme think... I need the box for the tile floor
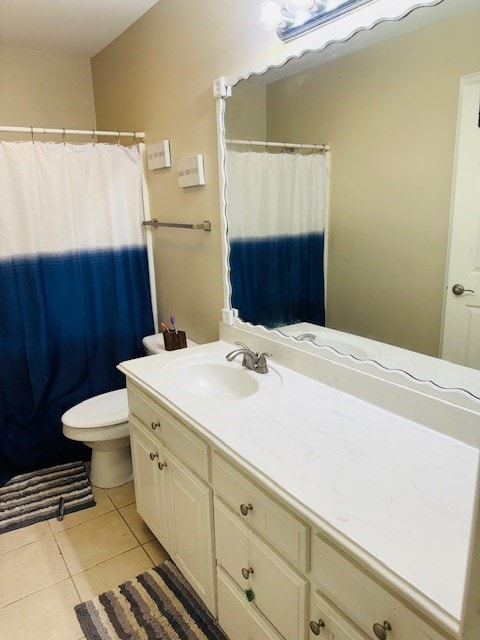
[0,481,169,640]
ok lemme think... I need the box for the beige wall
[91,1,479,352]
[225,77,267,141]
[0,46,96,141]
[264,8,480,356]
[91,0,276,344]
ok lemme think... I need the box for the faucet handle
[255,352,272,374]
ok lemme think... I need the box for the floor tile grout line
[69,541,148,580]
[1,501,133,609]
[0,575,77,610]
[51,527,78,586]
[0,527,53,557]
[116,502,155,547]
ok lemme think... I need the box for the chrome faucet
[225,342,271,374]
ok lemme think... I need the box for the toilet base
[88,444,133,489]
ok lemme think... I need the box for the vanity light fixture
[259,0,374,41]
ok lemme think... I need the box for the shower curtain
[226,148,328,328]
[0,141,154,484]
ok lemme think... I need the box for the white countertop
[119,340,479,623]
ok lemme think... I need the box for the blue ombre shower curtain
[226,148,328,328]
[0,141,154,484]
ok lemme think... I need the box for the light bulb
[259,0,285,30]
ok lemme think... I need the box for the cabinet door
[129,418,168,549]
[164,449,216,615]
[248,529,308,640]
[218,567,285,640]
[217,567,250,640]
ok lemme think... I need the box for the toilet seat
[62,388,128,429]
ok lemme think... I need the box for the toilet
[61,333,198,488]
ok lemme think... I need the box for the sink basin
[164,353,282,401]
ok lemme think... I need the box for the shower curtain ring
[91,130,96,144]
[62,129,66,144]
[116,132,120,145]
[30,127,34,144]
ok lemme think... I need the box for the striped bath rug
[75,560,229,640]
[0,461,96,534]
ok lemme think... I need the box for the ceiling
[0,0,159,58]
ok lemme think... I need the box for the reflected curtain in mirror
[226,147,329,328]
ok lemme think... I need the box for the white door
[441,73,480,367]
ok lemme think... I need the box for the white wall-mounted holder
[177,154,206,188]
[146,140,171,170]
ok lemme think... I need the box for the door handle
[452,283,475,296]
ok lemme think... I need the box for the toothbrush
[170,316,177,333]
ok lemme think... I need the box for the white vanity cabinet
[127,383,216,614]
[120,340,472,640]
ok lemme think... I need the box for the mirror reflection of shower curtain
[0,141,154,484]
[226,148,328,328]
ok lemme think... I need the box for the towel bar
[142,219,211,231]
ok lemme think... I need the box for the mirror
[222,0,480,395]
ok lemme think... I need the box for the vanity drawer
[128,385,210,481]
[212,452,310,573]
[311,532,449,640]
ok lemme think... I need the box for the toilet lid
[62,389,129,429]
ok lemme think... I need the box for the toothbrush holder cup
[163,330,187,351]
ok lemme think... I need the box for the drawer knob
[373,621,392,640]
[240,503,253,516]
[157,461,167,470]
[151,420,161,430]
[149,452,158,461]
[241,566,254,579]
[244,588,255,602]
[309,619,325,635]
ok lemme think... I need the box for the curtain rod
[226,138,331,151]
[0,126,145,139]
